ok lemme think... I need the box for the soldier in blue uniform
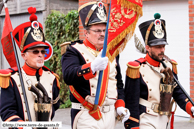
[124,13,194,129]
[0,7,60,129]
[61,1,130,129]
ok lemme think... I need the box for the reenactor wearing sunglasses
[61,1,130,129]
[0,7,60,128]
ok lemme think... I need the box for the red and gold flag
[107,0,143,62]
[1,7,16,67]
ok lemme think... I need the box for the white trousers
[140,113,168,129]
[77,108,116,129]
[75,96,117,129]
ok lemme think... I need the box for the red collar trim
[22,63,43,76]
[83,38,102,51]
[145,53,160,67]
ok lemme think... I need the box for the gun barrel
[28,85,43,103]
[35,82,50,103]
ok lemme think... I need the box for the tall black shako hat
[139,13,168,46]
[78,1,107,28]
[12,7,49,53]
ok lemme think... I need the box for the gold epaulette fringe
[126,63,140,79]
[60,42,71,55]
[0,73,11,88]
[171,61,178,74]
[53,73,60,89]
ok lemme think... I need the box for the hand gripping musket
[35,82,51,103]
[93,0,112,110]
[33,82,52,122]
[162,55,194,106]
[28,85,43,103]
[29,84,51,129]
[159,67,174,115]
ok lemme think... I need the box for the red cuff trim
[132,127,139,129]
[186,102,193,117]
[18,120,24,122]
[82,63,96,80]
[115,99,125,109]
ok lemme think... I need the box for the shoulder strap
[135,57,146,64]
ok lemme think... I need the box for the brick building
[78,0,193,118]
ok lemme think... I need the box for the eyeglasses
[27,50,47,54]
[89,29,106,34]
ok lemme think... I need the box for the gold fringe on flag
[118,0,143,17]
[106,0,143,62]
[0,73,11,88]
[107,17,139,62]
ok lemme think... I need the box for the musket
[28,85,43,103]
[1,0,32,121]
[93,0,112,110]
[35,82,50,103]
[162,55,194,106]
[30,84,51,127]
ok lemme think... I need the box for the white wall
[120,0,189,117]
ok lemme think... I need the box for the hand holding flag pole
[93,0,112,110]
[93,0,143,110]
[1,0,32,121]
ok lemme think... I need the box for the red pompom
[29,14,37,21]
[28,7,36,14]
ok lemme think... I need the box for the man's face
[146,45,165,61]
[84,23,106,50]
[21,47,46,69]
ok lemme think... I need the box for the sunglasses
[27,50,47,54]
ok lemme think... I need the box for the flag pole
[93,0,111,110]
[2,0,32,121]
[10,32,32,121]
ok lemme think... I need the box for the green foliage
[45,10,79,108]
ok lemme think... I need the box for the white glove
[117,107,130,123]
[191,106,194,116]
[91,51,108,74]
[23,127,33,129]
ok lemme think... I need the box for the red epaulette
[0,68,15,88]
[171,59,178,74]
[126,58,146,79]
[43,66,60,89]
[135,58,146,64]
[42,65,51,72]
